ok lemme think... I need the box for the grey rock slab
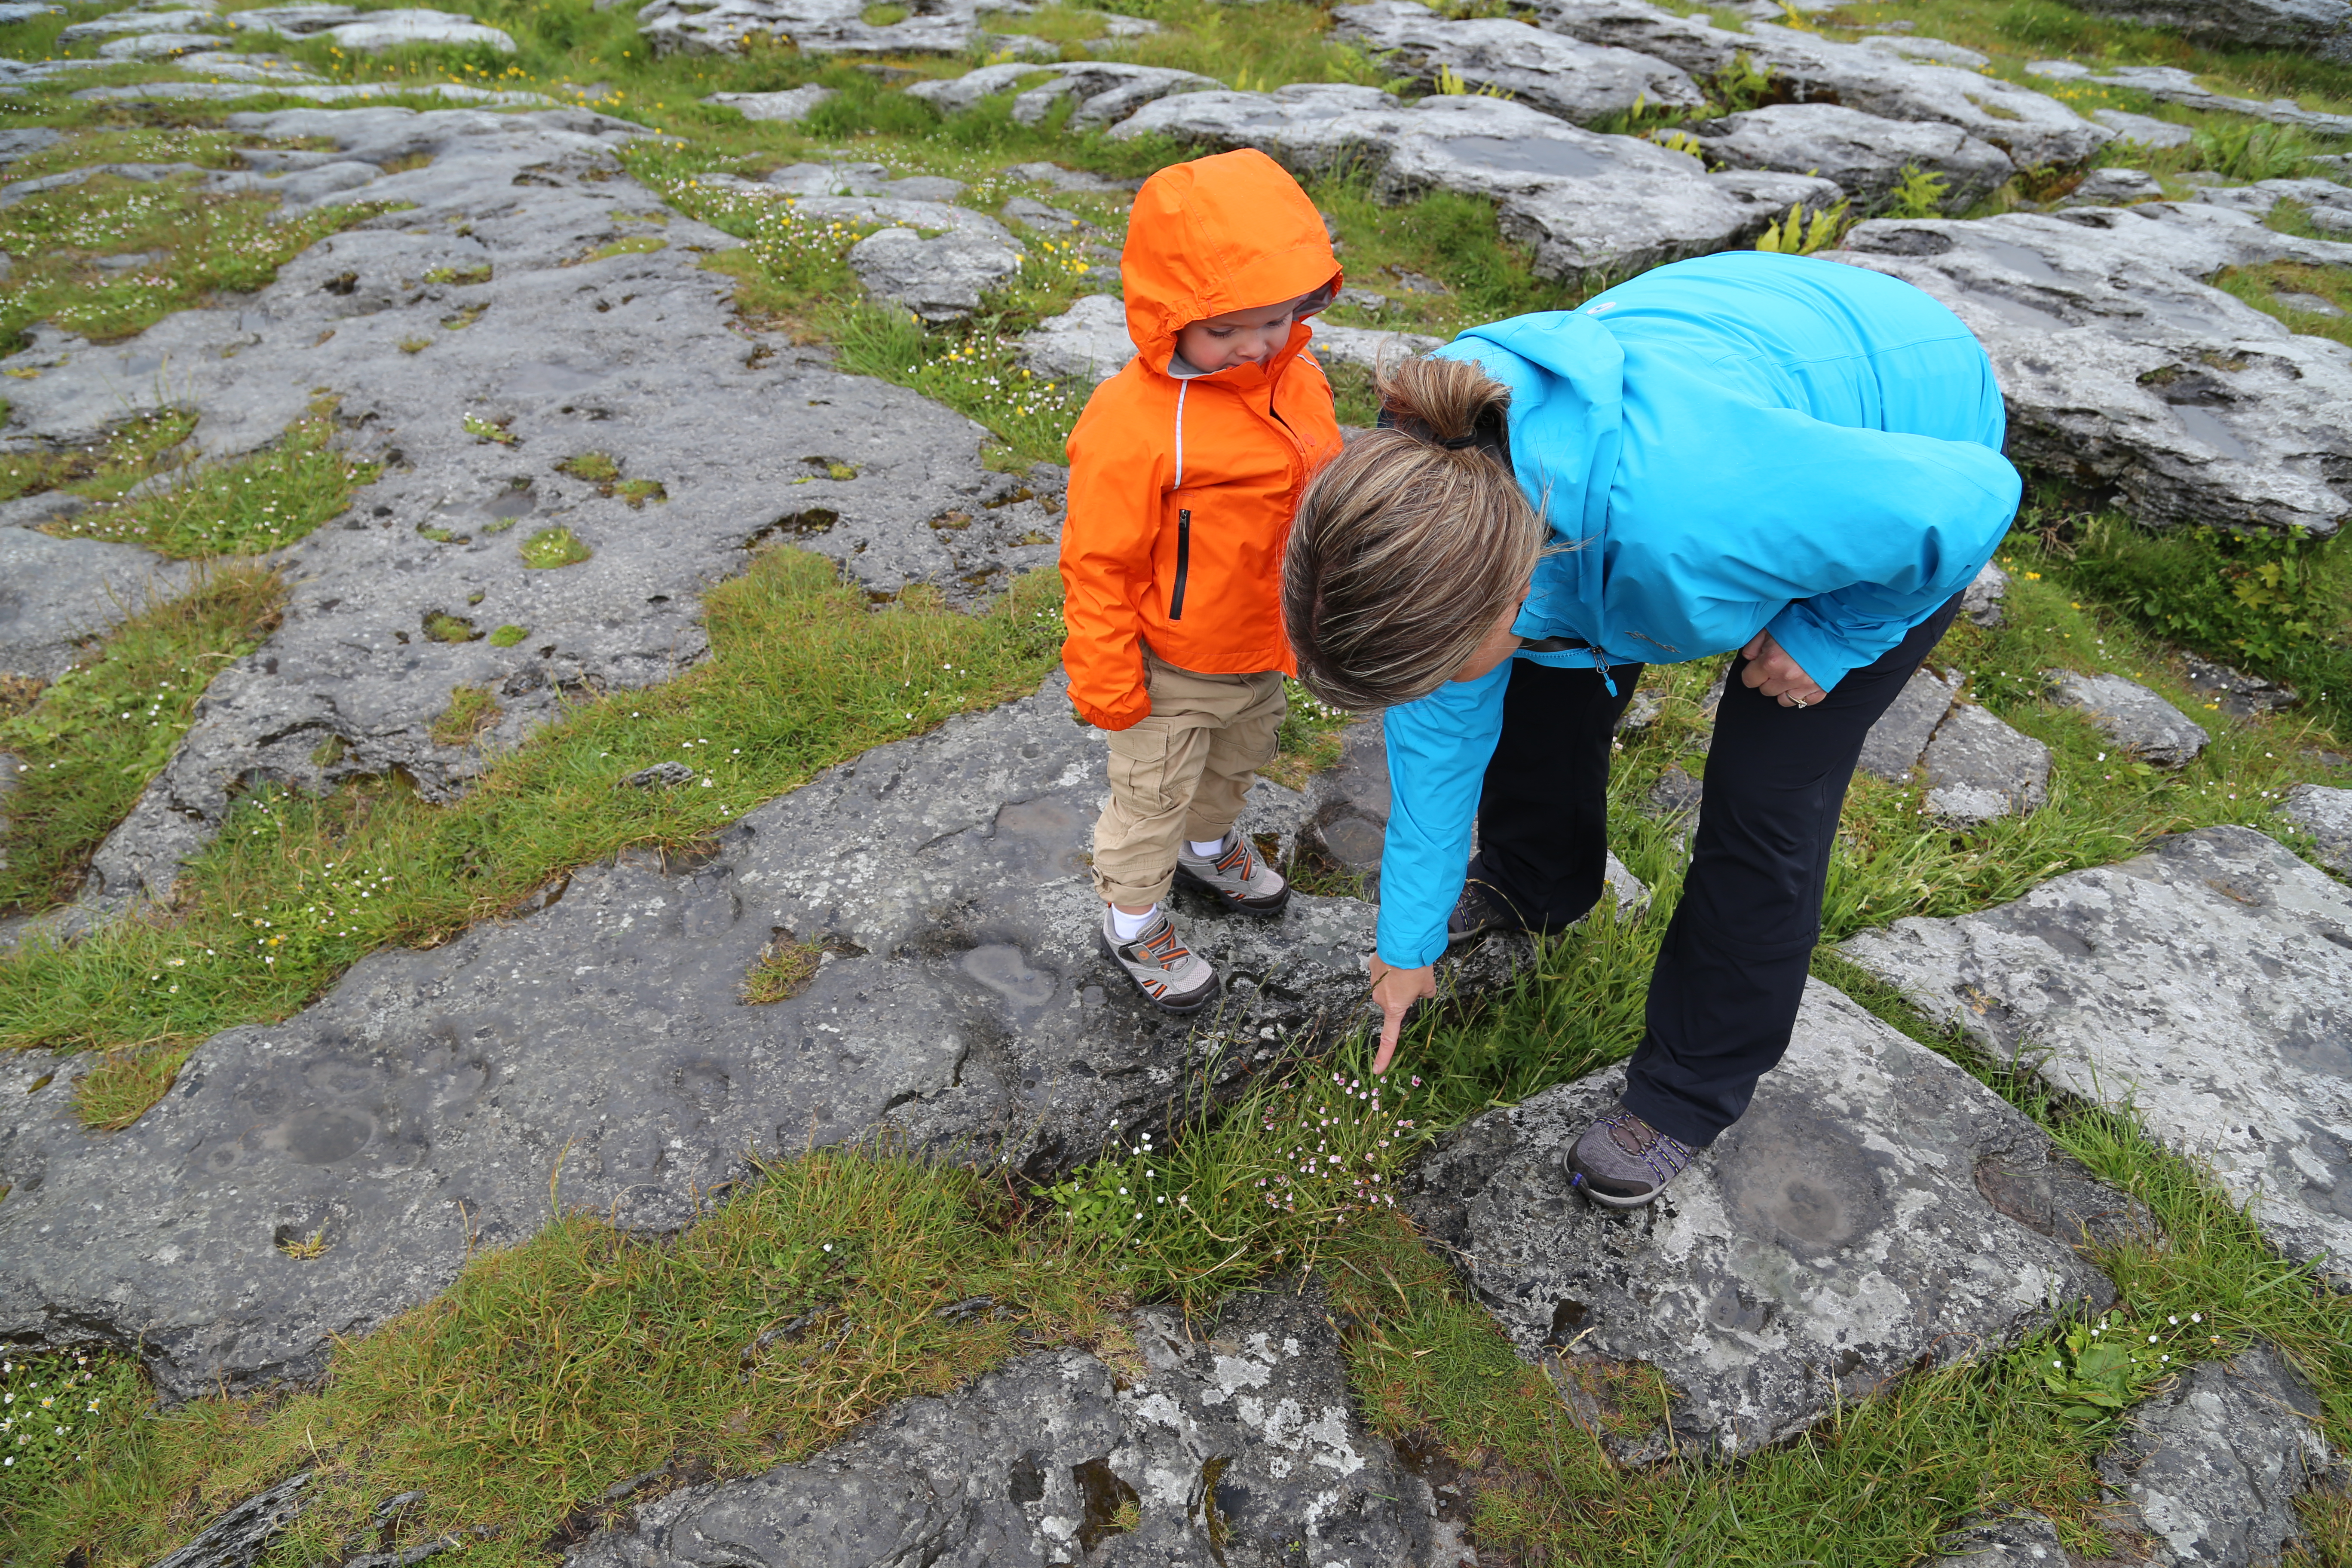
[1691,101,2013,210]
[1855,663,1960,781]
[1923,702,2052,825]
[0,107,1063,918]
[2030,60,2352,136]
[2063,0,2351,63]
[0,126,62,168]
[1834,205,2352,539]
[166,51,325,82]
[0,1,61,22]
[1403,979,2118,1456]
[637,0,982,56]
[848,225,1025,324]
[2046,669,2208,767]
[0,161,208,207]
[1117,87,1842,280]
[701,84,834,122]
[908,61,1220,129]
[1332,0,1703,125]
[316,9,517,52]
[1843,825,2352,1271]
[96,28,228,55]
[56,6,219,40]
[0,679,1529,1398]
[2093,106,2195,149]
[1001,159,1142,193]
[0,526,193,681]
[73,80,551,105]
[2064,165,2165,205]
[151,1470,312,1568]
[566,1282,1450,1567]
[2196,176,2352,236]
[1858,31,1988,66]
[2096,1342,2339,1565]
[2179,650,2295,718]
[1936,1511,2070,1567]
[2280,783,2352,874]
[1963,559,2009,628]
[1529,0,2113,168]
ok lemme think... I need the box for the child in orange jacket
[1058,148,1344,1014]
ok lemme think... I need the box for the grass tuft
[428,686,502,747]
[41,413,381,559]
[518,526,594,569]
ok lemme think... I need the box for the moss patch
[519,526,594,570]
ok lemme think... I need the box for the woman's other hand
[1368,956,1437,1075]
[1738,630,1829,708]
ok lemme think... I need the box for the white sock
[1188,836,1228,858]
[1109,903,1158,940]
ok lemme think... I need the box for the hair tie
[1442,435,1479,449]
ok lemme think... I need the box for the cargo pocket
[1104,724,1179,819]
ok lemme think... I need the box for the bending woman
[1284,249,2018,1210]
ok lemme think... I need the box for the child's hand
[1367,956,1436,1075]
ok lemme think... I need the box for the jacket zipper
[1170,508,1191,620]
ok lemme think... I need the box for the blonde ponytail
[1284,357,1543,709]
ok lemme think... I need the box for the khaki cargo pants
[1092,646,1286,908]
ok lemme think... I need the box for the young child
[1058,148,1344,1013]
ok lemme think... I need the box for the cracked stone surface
[637,0,984,57]
[2047,670,2209,768]
[1403,980,2118,1456]
[227,5,518,51]
[1020,294,1440,386]
[907,61,1221,129]
[1924,703,2052,825]
[0,107,1062,922]
[1834,204,2352,539]
[1963,559,2009,627]
[1856,665,1962,782]
[1330,0,1704,125]
[2092,106,2195,148]
[2179,651,2297,718]
[1937,1511,2070,1567]
[2192,175,2352,236]
[1690,102,2013,210]
[0,680,1527,1399]
[2282,783,2352,875]
[565,1280,1461,1568]
[2095,1341,2340,1566]
[0,524,192,681]
[1844,825,2352,1272]
[2024,58,2352,135]
[1529,0,2113,168]
[2050,0,2352,65]
[848,222,1024,324]
[701,85,835,123]
[1113,85,1841,279]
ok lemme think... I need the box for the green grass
[2,1144,1125,1567]
[0,564,284,917]
[0,408,197,508]
[427,685,502,747]
[0,168,392,353]
[518,524,594,569]
[40,411,380,558]
[0,550,1067,1062]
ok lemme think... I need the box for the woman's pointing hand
[1368,956,1437,1075]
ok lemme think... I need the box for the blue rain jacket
[1378,251,2018,968]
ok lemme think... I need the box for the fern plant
[1755,200,1850,255]
[1885,162,1949,220]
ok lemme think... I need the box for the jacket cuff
[1074,691,1150,730]
[1763,607,1861,697]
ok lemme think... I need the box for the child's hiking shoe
[1100,906,1221,1014]
[1565,1102,1699,1209]
[1175,831,1289,916]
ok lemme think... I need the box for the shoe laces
[1134,921,1191,969]
[1213,836,1255,881]
[1601,1107,1694,1185]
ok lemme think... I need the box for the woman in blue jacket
[1283,249,2018,1209]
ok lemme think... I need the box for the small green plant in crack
[556,451,622,484]
[43,412,380,559]
[440,303,487,331]
[1884,162,1950,220]
[276,1227,333,1261]
[579,235,666,265]
[422,611,481,644]
[861,1,910,21]
[743,932,826,1004]
[520,527,593,570]
[399,337,433,355]
[0,407,197,507]
[614,479,667,509]
[429,684,502,747]
[463,413,517,446]
[423,263,492,286]
[487,624,529,648]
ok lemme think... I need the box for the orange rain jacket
[1057,149,1344,732]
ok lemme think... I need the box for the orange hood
[1121,148,1342,376]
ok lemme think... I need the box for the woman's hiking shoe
[1565,1102,1699,1208]
[1175,831,1289,916]
[1447,875,1520,943]
[1100,906,1221,1014]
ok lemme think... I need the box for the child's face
[1174,299,1299,373]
